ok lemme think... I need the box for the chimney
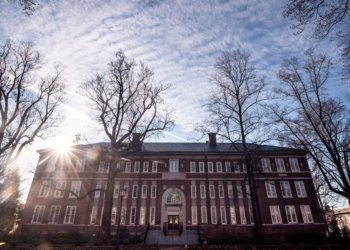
[208,133,217,146]
[132,133,142,151]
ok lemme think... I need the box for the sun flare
[52,139,71,153]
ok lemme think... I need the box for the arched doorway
[161,187,187,232]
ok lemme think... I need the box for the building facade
[21,134,325,241]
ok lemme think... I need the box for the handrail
[143,222,150,244]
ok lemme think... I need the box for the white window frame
[98,161,105,172]
[130,207,136,225]
[114,184,120,198]
[151,185,156,199]
[201,206,207,224]
[227,185,233,198]
[69,181,82,198]
[275,158,286,172]
[111,206,117,225]
[225,162,231,172]
[39,181,51,197]
[261,158,271,172]
[209,185,215,198]
[192,206,198,225]
[218,185,225,198]
[211,206,217,224]
[199,162,205,172]
[246,184,251,198]
[265,181,277,198]
[301,205,313,223]
[76,158,86,172]
[237,182,243,198]
[233,162,240,172]
[123,185,128,198]
[90,206,98,224]
[216,162,222,172]
[285,205,298,223]
[208,162,214,172]
[134,162,140,172]
[152,161,158,172]
[140,206,146,225]
[132,185,138,198]
[169,160,179,172]
[95,184,101,198]
[280,181,292,198]
[149,207,156,225]
[220,206,227,224]
[143,162,149,172]
[54,181,66,198]
[190,162,196,173]
[48,205,61,224]
[120,207,126,225]
[290,158,300,172]
[141,185,147,199]
[64,206,77,224]
[125,162,131,172]
[243,163,247,172]
[270,206,282,224]
[249,206,254,224]
[230,206,237,224]
[191,185,197,198]
[295,181,307,197]
[239,206,246,224]
[200,185,206,198]
[32,205,45,224]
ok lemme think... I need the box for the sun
[52,138,72,154]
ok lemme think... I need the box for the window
[98,161,105,172]
[295,181,307,197]
[233,162,240,172]
[191,185,196,198]
[170,160,179,172]
[289,158,300,171]
[69,181,82,198]
[249,206,254,224]
[209,185,215,198]
[141,185,147,199]
[114,184,120,198]
[261,158,271,172]
[301,205,313,223]
[280,181,292,197]
[211,206,217,224]
[230,207,237,224]
[218,185,224,198]
[90,206,98,224]
[285,206,298,223]
[166,191,181,204]
[151,185,156,198]
[225,162,231,172]
[237,182,243,198]
[246,184,251,198]
[123,185,128,198]
[243,164,247,172]
[201,206,207,223]
[120,207,126,225]
[239,206,246,224]
[149,207,156,225]
[64,206,77,224]
[152,161,158,172]
[32,205,45,223]
[265,181,277,198]
[130,207,136,224]
[200,185,206,198]
[143,162,149,172]
[132,185,138,198]
[220,206,227,224]
[190,162,196,172]
[134,162,140,172]
[47,158,57,172]
[275,158,286,172]
[48,206,60,224]
[216,162,222,172]
[199,162,205,172]
[208,162,214,172]
[270,206,282,224]
[76,158,85,172]
[39,181,51,197]
[95,184,101,198]
[227,185,233,198]
[54,181,66,198]
[108,207,115,225]
[125,162,131,172]
[192,207,198,225]
[140,207,146,225]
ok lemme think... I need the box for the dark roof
[141,143,305,154]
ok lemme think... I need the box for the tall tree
[79,51,174,236]
[283,0,350,83]
[0,40,66,174]
[198,50,270,240]
[271,49,350,204]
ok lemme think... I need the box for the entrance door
[168,215,179,230]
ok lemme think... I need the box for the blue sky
[0,0,348,197]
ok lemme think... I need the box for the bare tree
[79,51,175,236]
[9,0,37,15]
[198,50,270,240]
[283,0,350,83]
[271,49,350,204]
[0,40,66,174]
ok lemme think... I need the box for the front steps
[145,230,199,245]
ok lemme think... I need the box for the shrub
[287,232,326,244]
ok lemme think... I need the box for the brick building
[21,134,325,241]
